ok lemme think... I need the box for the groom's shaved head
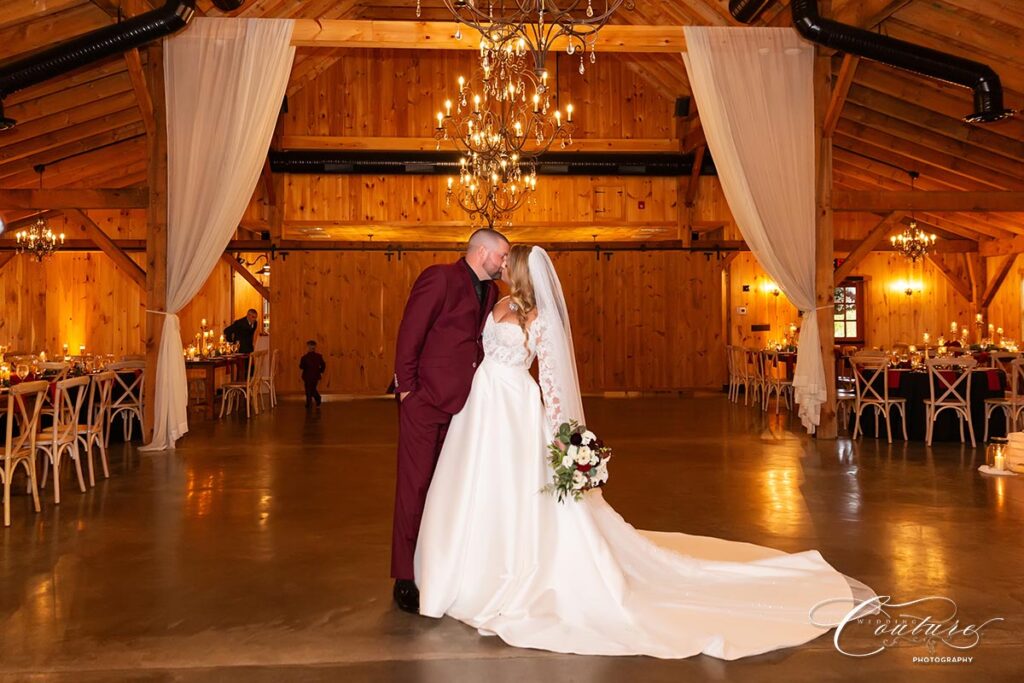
[466,228,511,281]
[467,228,509,252]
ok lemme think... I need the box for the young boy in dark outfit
[299,340,326,408]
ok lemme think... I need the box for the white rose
[582,430,597,443]
[596,464,609,483]
[566,445,578,460]
[575,445,592,465]
[560,454,573,469]
[590,453,600,466]
[572,471,587,489]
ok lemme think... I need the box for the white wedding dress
[414,249,872,660]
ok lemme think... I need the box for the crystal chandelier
[890,221,936,263]
[422,0,633,77]
[435,50,575,227]
[16,165,64,261]
[15,215,65,261]
[890,170,936,263]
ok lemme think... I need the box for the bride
[414,245,873,660]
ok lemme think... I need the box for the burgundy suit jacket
[394,259,498,415]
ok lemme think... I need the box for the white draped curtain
[682,27,826,433]
[143,18,295,450]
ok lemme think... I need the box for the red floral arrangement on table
[545,420,612,503]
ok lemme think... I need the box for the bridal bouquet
[546,421,612,503]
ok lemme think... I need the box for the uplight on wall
[760,281,782,297]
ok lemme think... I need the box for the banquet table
[1,370,141,443]
[856,368,1006,442]
[185,354,247,419]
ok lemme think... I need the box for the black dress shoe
[393,579,420,614]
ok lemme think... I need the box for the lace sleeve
[534,315,564,437]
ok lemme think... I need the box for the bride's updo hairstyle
[507,244,537,342]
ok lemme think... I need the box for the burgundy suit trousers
[390,392,452,580]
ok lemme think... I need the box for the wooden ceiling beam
[831,158,1020,239]
[0,237,979,253]
[279,134,681,153]
[926,253,974,302]
[981,255,1018,308]
[835,118,1024,191]
[833,211,907,283]
[684,145,705,208]
[823,54,859,138]
[845,85,1024,165]
[0,4,110,65]
[0,122,146,183]
[0,188,148,210]
[289,20,687,52]
[222,253,271,302]
[834,191,1024,212]
[841,103,1024,184]
[979,235,1024,257]
[0,108,142,167]
[68,208,147,290]
[123,48,155,139]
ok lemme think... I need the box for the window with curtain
[834,279,865,344]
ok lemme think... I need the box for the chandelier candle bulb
[567,104,573,122]
[437,112,444,129]
[445,100,452,116]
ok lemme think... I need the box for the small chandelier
[890,170,935,263]
[891,221,936,263]
[435,54,574,227]
[426,0,633,77]
[16,216,65,261]
[17,165,64,261]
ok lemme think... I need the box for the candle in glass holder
[989,323,995,334]
[923,332,930,344]
[201,318,207,327]
[62,343,69,354]
[998,327,1004,336]
[976,313,983,323]
[951,321,958,333]
[79,345,85,355]
[994,452,1006,471]
[39,351,47,362]
[961,328,969,338]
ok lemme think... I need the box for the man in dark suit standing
[224,309,259,353]
[390,228,509,613]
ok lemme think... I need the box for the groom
[391,228,510,613]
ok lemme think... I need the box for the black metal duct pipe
[728,0,1014,123]
[791,0,1013,122]
[0,0,197,130]
[728,0,775,25]
[269,150,702,177]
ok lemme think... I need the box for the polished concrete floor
[1,394,1021,682]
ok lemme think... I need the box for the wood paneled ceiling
[0,0,1022,241]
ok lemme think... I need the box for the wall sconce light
[893,279,923,296]
[761,281,781,296]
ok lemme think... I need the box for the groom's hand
[400,391,411,402]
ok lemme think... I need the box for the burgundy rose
[578,464,592,473]
[570,433,583,446]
